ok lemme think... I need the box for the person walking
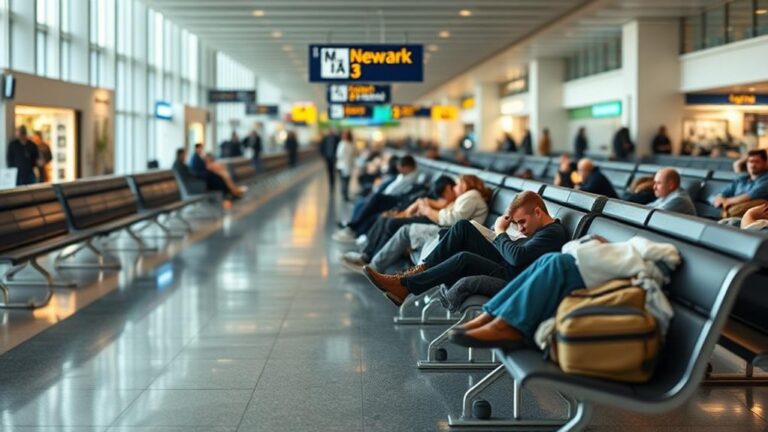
[335,130,356,202]
[320,128,340,189]
[285,130,299,167]
[574,127,588,160]
[6,125,39,185]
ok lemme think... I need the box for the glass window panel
[36,0,47,24]
[60,39,71,80]
[704,5,726,48]
[682,14,704,52]
[61,0,71,33]
[728,0,754,41]
[36,30,47,75]
[90,50,99,86]
[758,0,768,37]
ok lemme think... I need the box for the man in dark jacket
[362,191,569,306]
[320,128,340,188]
[6,125,39,185]
[576,158,618,198]
[243,127,263,168]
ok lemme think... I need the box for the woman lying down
[444,235,680,350]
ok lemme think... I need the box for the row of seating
[439,151,743,220]
[392,156,768,430]
[0,150,316,310]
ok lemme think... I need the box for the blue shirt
[189,153,207,176]
[718,172,768,201]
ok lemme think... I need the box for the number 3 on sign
[350,64,361,79]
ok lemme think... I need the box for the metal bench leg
[393,287,458,325]
[100,226,161,252]
[152,217,186,239]
[418,306,499,371]
[0,258,55,309]
[2,261,77,288]
[557,399,592,432]
[447,365,571,429]
[169,211,194,233]
[703,358,768,386]
[55,239,122,270]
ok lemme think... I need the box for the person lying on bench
[342,175,491,271]
[362,191,568,306]
[741,202,768,232]
[449,235,679,350]
[333,155,419,243]
[711,149,768,218]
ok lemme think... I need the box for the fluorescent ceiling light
[252,10,265,17]
[271,31,283,38]
[459,9,472,17]
[427,44,439,52]
[439,31,451,38]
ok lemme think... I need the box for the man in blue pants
[449,252,585,350]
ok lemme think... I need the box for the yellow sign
[729,94,757,105]
[291,104,317,124]
[392,104,416,120]
[431,105,459,121]
[461,97,475,110]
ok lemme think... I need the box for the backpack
[550,279,660,383]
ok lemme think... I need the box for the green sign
[591,101,622,118]
[568,101,622,120]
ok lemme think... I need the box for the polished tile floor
[0,166,767,431]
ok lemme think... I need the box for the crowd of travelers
[326,129,767,361]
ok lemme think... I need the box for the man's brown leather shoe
[449,317,524,350]
[363,266,409,306]
[459,313,494,331]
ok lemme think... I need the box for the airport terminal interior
[1,0,768,431]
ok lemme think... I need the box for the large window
[682,0,768,53]
[566,37,622,81]
[215,52,256,145]
[0,0,255,175]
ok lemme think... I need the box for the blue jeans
[483,253,584,338]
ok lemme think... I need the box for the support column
[529,59,568,154]
[476,82,500,152]
[622,20,684,157]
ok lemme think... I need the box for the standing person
[320,129,340,189]
[652,125,672,154]
[32,131,53,182]
[612,127,635,161]
[537,128,552,156]
[521,129,533,155]
[285,130,299,167]
[574,127,588,160]
[243,126,263,168]
[6,125,39,186]
[335,130,356,202]
[500,132,517,152]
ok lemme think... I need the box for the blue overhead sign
[309,44,423,82]
[686,93,768,105]
[327,84,391,103]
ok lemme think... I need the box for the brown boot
[459,313,494,331]
[449,317,524,350]
[395,263,427,278]
[363,266,409,306]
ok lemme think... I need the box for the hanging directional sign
[328,104,374,120]
[208,90,256,103]
[245,104,279,115]
[309,44,423,82]
[327,84,391,104]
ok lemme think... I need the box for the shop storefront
[1,70,115,181]
[683,93,768,156]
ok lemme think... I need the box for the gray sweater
[647,188,696,215]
